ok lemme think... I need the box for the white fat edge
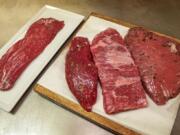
[167,42,178,53]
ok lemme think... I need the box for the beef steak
[90,28,147,114]
[0,18,64,90]
[125,27,180,105]
[65,37,98,112]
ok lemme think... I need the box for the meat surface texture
[0,18,64,90]
[65,37,98,112]
[90,28,147,114]
[125,27,180,105]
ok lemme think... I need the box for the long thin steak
[0,18,64,90]
[91,28,147,114]
[125,27,180,105]
[65,37,98,112]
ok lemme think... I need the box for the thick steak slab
[91,28,147,114]
[0,18,64,90]
[125,27,180,105]
[65,37,98,112]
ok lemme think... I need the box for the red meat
[91,28,147,114]
[0,18,64,90]
[125,27,180,105]
[65,37,98,112]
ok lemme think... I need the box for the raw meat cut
[0,18,64,90]
[125,27,180,105]
[90,28,147,114]
[65,37,98,112]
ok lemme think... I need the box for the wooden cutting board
[34,12,180,135]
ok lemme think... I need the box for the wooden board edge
[33,12,180,135]
[90,12,136,28]
[34,84,140,135]
[90,12,180,43]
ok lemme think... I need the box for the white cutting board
[37,15,180,135]
[0,5,84,112]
